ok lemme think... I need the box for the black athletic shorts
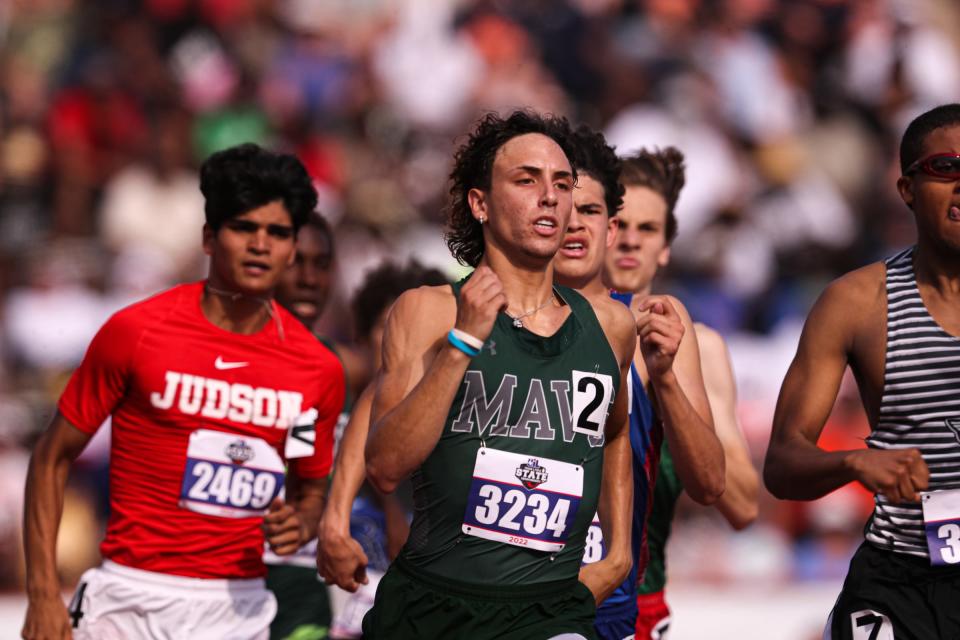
[827,541,960,639]
[362,556,598,640]
[265,564,330,640]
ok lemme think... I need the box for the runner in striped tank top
[765,103,960,639]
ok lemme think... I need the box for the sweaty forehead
[620,185,667,225]
[574,174,607,207]
[493,133,571,173]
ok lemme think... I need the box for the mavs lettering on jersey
[450,370,612,446]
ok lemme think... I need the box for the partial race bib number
[571,370,614,438]
[285,408,318,459]
[850,610,894,640]
[581,514,607,565]
[462,447,582,552]
[180,429,285,518]
[922,489,960,566]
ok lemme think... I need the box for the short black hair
[353,261,449,340]
[446,110,578,267]
[900,104,960,173]
[620,147,686,244]
[569,125,624,217]
[199,143,317,232]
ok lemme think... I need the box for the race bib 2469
[179,429,285,518]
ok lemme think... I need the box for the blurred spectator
[99,107,204,279]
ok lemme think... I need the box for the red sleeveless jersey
[58,282,345,579]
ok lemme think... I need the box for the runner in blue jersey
[554,128,725,639]
[606,149,758,639]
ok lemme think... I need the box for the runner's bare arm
[764,275,929,502]
[580,301,636,603]
[695,324,758,530]
[22,414,94,640]
[640,296,724,504]
[367,269,506,493]
[318,385,373,591]
[365,290,462,494]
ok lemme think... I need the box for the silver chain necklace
[505,295,556,329]
[204,282,285,340]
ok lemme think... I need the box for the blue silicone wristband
[447,330,481,357]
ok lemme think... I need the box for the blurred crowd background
[1,0,957,622]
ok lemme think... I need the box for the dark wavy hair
[200,143,317,232]
[620,147,686,244]
[352,260,449,340]
[445,110,578,267]
[900,103,960,173]
[569,125,624,216]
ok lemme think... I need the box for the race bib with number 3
[922,489,960,566]
[462,447,582,552]
[179,429,285,518]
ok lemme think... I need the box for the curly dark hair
[900,103,960,173]
[352,260,449,340]
[620,147,685,244]
[200,143,317,232]
[445,110,578,267]
[569,125,624,216]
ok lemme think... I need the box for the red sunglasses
[905,153,960,179]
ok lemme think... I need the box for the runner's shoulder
[814,262,886,322]
[98,283,189,343]
[587,292,636,362]
[692,322,728,362]
[386,284,456,337]
[275,306,343,370]
[797,262,887,350]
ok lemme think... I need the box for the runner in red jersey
[22,143,345,640]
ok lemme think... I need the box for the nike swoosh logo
[215,356,249,370]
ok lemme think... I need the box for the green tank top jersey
[638,441,683,594]
[400,278,621,586]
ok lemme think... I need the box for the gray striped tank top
[864,246,960,558]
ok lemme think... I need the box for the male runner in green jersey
[603,148,758,639]
[362,111,638,639]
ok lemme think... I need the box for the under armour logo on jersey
[946,418,960,445]
[485,340,497,356]
[215,356,249,370]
